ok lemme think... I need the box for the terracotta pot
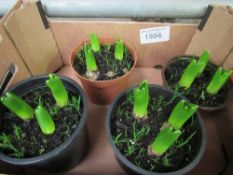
[161,55,233,111]
[69,37,137,105]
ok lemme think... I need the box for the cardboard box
[0,3,232,175]
[0,0,31,86]
[50,20,196,67]
[186,5,233,69]
[0,0,63,88]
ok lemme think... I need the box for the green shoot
[136,147,146,159]
[13,124,23,140]
[133,80,149,119]
[153,95,164,112]
[35,105,55,135]
[113,133,128,146]
[84,43,98,71]
[65,96,81,114]
[162,154,173,167]
[135,160,142,168]
[70,96,81,112]
[76,51,84,62]
[0,133,24,158]
[197,50,210,74]
[179,59,199,89]
[164,85,182,107]
[113,133,123,145]
[90,32,100,52]
[132,122,150,142]
[176,131,197,148]
[46,74,69,108]
[168,100,198,129]
[48,105,59,117]
[179,50,210,89]
[39,147,45,155]
[150,127,181,156]
[0,92,33,120]
[125,141,136,156]
[206,68,233,95]
[115,40,124,61]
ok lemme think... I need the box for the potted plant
[105,80,206,175]
[0,74,88,172]
[161,50,233,111]
[69,32,137,105]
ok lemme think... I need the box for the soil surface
[0,86,83,158]
[73,44,134,80]
[110,88,201,173]
[165,57,230,108]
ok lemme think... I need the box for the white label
[140,26,170,44]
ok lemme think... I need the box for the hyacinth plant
[178,49,233,99]
[115,40,124,61]
[168,100,198,129]
[35,105,55,135]
[84,33,126,72]
[133,80,149,119]
[74,32,134,84]
[179,50,210,89]
[131,81,199,156]
[149,99,198,156]
[149,127,181,156]
[1,92,34,120]
[84,43,98,72]
[46,73,69,107]
[0,74,69,135]
[206,68,233,95]
[90,32,100,52]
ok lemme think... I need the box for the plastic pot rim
[0,74,88,166]
[105,84,206,175]
[161,55,233,111]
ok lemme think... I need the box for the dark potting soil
[73,44,134,80]
[110,89,200,173]
[165,57,230,107]
[0,86,83,158]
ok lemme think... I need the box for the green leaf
[197,49,210,74]
[179,50,210,89]
[133,80,149,118]
[207,68,232,95]
[84,43,98,71]
[0,92,33,120]
[46,74,68,108]
[179,59,199,89]
[115,40,124,61]
[176,131,197,148]
[168,100,198,129]
[0,133,24,158]
[90,32,100,52]
[151,127,181,156]
[35,105,55,135]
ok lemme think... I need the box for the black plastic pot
[0,75,88,172]
[161,56,233,111]
[106,84,206,175]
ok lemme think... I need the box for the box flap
[3,0,63,75]
[186,5,233,69]
[0,24,31,86]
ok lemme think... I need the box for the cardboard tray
[0,66,229,175]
